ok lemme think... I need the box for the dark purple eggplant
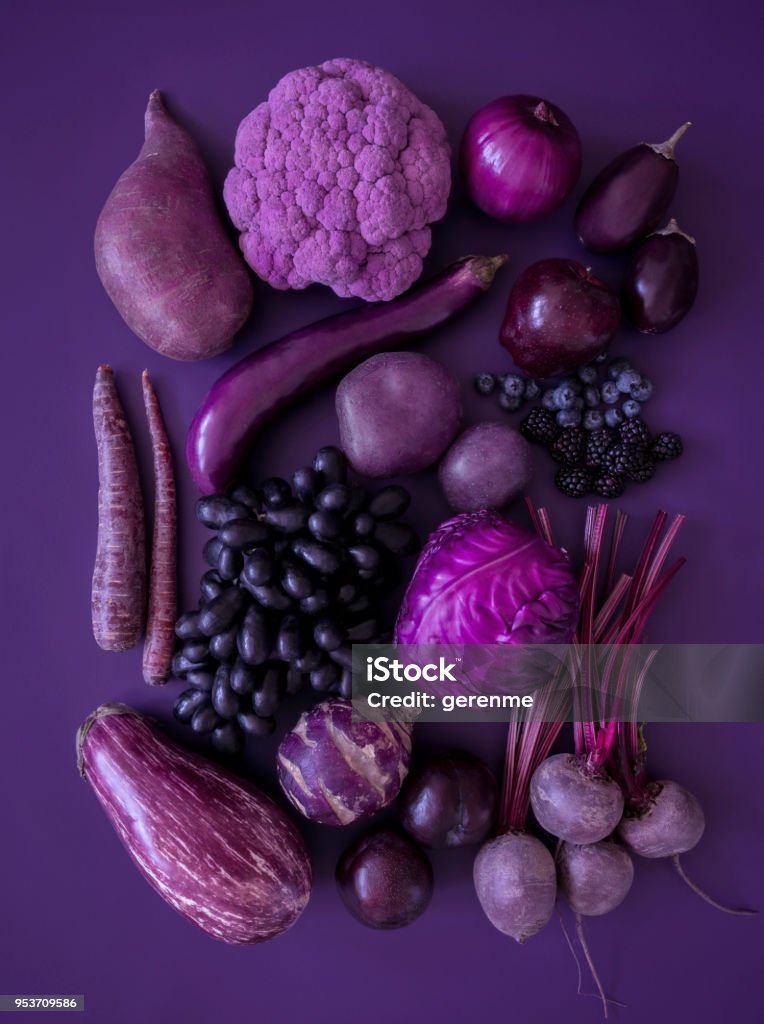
[186,255,507,494]
[575,123,691,253]
[622,219,699,334]
[77,703,311,944]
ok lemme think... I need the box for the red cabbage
[394,511,579,645]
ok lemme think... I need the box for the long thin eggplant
[77,703,312,944]
[186,254,507,494]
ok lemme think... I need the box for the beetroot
[557,840,634,916]
[530,753,624,845]
[473,832,557,943]
[617,779,704,858]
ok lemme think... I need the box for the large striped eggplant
[77,703,312,943]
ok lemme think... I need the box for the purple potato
[575,122,691,253]
[530,753,624,844]
[622,219,699,333]
[277,698,412,825]
[399,750,497,848]
[500,259,620,378]
[474,831,556,943]
[557,839,634,916]
[336,352,462,477]
[438,423,532,513]
[617,778,705,858]
[336,829,433,929]
[77,703,311,944]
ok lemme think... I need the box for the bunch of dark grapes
[172,447,418,753]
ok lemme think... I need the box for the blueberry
[523,379,541,401]
[601,381,620,404]
[577,365,598,384]
[604,407,624,429]
[583,410,604,431]
[584,385,600,408]
[630,377,654,402]
[594,350,610,363]
[554,385,578,410]
[542,390,558,411]
[499,392,522,412]
[474,373,495,396]
[622,399,642,418]
[502,374,525,398]
[608,359,632,380]
[616,369,642,394]
[557,408,582,428]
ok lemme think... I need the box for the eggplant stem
[76,702,141,777]
[656,217,696,245]
[649,121,692,160]
[672,856,757,916]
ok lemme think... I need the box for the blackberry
[520,407,559,446]
[592,473,625,498]
[555,466,592,498]
[619,418,651,446]
[585,429,616,468]
[603,443,649,477]
[652,432,683,461]
[474,372,496,396]
[629,459,656,483]
[550,427,585,465]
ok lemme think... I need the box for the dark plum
[622,219,699,334]
[575,122,691,253]
[500,259,620,378]
[398,751,497,848]
[336,830,433,929]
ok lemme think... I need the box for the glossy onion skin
[460,95,582,223]
[399,750,497,848]
[77,704,312,943]
[336,829,433,929]
[622,227,699,333]
[575,144,678,253]
[500,258,620,378]
[277,698,412,825]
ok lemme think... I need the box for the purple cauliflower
[223,58,451,302]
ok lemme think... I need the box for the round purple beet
[277,698,412,826]
[621,219,699,334]
[336,829,433,929]
[398,750,497,848]
[500,258,620,378]
[617,779,705,858]
[473,831,556,943]
[438,423,532,513]
[336,351,462,477]
[530,753,624,844]
[557,839,634,916]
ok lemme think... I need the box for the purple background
[2,2,763,1021]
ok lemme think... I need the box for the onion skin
[500,258,620,378]
[186,254,506,494]
[461,95,581,223]
[575,122,691,253]
[77,703,312,944]
[622,219,699,333]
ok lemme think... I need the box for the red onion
[460,95,582,223]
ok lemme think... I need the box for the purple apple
[500,258,620,377]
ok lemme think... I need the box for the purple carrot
[141,370,177,684]
[91,365,146,651]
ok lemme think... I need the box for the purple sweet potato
[95,91,253,360]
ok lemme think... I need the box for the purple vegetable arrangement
[81,53,751,1018]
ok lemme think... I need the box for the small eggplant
[622,219,698,334]
[575,123,691,252]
